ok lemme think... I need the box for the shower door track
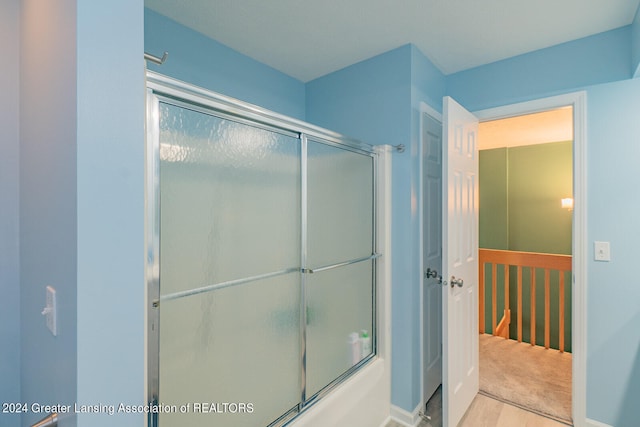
[146,71,374,155]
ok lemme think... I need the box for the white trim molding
[475,91,588,427]
[390,403,423,427]
[586,418,614,427]
[420,101,443,123]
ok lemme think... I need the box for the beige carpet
[479,334,572,425]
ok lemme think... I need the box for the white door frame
[474,91,587,427]
[418,92,586,425]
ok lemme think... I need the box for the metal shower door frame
[145,71,380,427]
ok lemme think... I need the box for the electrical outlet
[42,286,57,336]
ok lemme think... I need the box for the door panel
[158,274,301,427]
[305,261,374,397]
[157,103,302,426]
[305,139,376,398]
[422,111,443,403]
[442,97,479,427]
[159,104,301,296]
[306,140,374,267]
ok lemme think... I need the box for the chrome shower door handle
[450,276,464,288]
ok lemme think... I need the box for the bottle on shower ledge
[360,329,371,358]
[348,332,360,365]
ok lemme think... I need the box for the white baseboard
[586,418,614,427]
[390,403,422,427]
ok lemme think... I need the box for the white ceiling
[146,0,640,82]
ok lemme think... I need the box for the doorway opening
[476,107,574,425]
[420,92,586,427]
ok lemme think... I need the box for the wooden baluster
[479,260,485,334]
[504,264,510,339]
[559,271,565,352]
[530,268,536,346]
[517,266,522,343]
[492,262,497,335]
[477,249,572,350]
[544,268,550,349]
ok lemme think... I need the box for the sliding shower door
[155,103,302,427]
[147,75,378,427]
[304,139,375,398]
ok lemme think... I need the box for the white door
[442,96,479,427]
[422,110,443,404]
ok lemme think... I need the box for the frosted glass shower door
[156,103,301,427]
[304,139,375,398]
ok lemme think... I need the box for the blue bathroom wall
[584,77,640,427]
[76,1,145,426]
[411,45,446,115]
[20,1,78,426]
[446,27,640,426]
[447,26,632,112]
[19,1,145,427]
[144,8,306,120]
[0,2,21,426]
[305,45,412,145]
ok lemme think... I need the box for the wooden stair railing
[479,249,572,352]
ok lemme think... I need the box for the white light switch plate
[594,241,611,262]
[43,286,57,336]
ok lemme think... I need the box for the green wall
[508,142,573,254]
[480,141,573,351]
[479,148,509,249]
